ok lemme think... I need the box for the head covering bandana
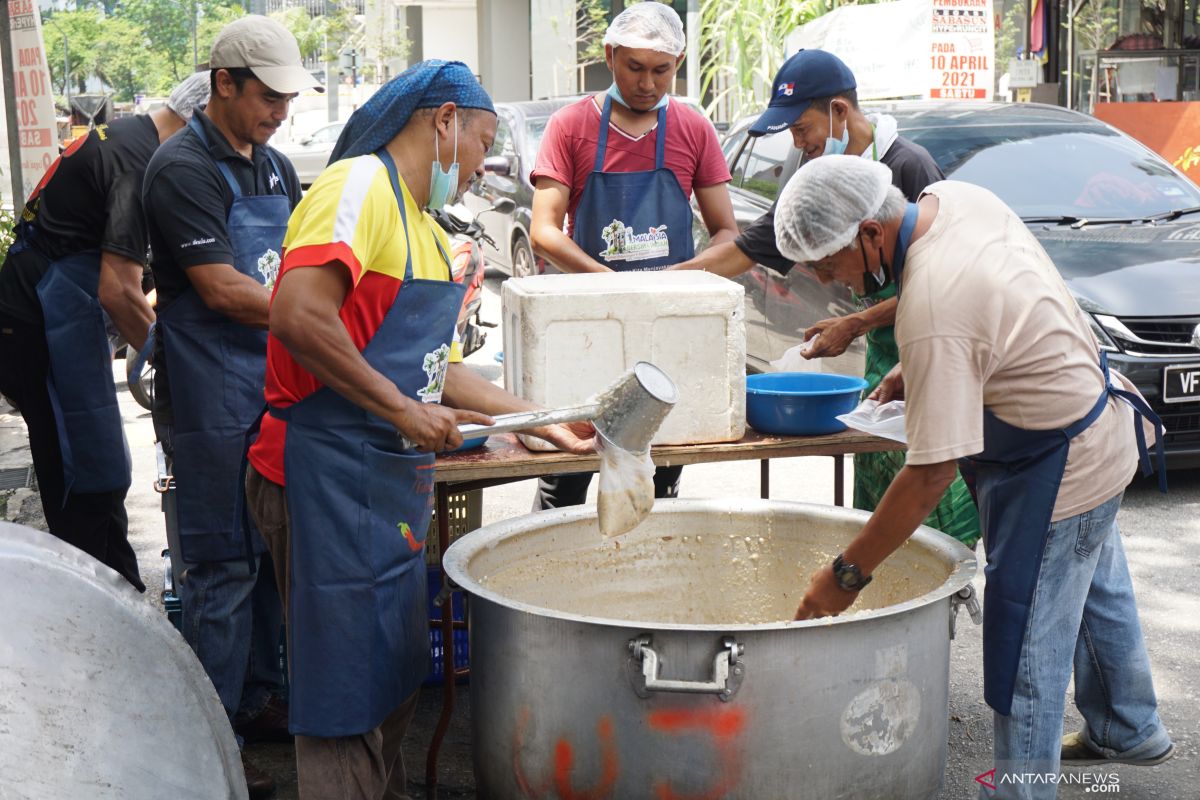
[329,59,495,163]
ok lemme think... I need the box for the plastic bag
[770,336,820,371]
[596,435,656,537]
[836,398,908,443]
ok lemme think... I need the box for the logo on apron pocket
[418,343,451,402]
[600,219,670,262]
[257,249,281,291]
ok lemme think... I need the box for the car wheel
[512,235,536,278]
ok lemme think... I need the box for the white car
[274,122,345,187]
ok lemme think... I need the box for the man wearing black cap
[142,15,323,798]
[673,49,979,549]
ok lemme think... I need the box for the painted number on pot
[512,706,748,800]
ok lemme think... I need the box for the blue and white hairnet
[329,59,495,162]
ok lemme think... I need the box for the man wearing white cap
[776,156,1173,799]
[528,0,737,509]
[142,15,322,798]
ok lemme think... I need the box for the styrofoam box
[502,271,746,450]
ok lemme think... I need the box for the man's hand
[794,565,859,620]
[396,402,494,453]
[869,364,905,403]
[528,420,597,455]
[802,314,865,359]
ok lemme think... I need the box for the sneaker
[235,695,292,744]
[242,754,277,800]
[1061,731,1175,767]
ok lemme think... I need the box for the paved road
[7,270,1194,798]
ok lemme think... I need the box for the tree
[698,0,826,123]
[42,9,104,98]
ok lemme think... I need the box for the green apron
[853,282,981,547]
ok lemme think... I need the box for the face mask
[607,82,670,111]
[823,101,850,156]
[428,112,460,212]
[858,231,891,297]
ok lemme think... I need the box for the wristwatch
[832,553,873,592]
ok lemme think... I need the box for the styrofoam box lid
[503,271,741,297]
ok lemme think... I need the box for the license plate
[1163,364,1200,403]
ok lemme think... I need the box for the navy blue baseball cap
[748,49,857,137]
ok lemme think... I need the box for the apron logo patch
[257,249,281,290]
[418,343,451,403]
[600,219,670,262]
[398,521,423,551]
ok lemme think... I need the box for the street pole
[686,0,699,100]
[0,0,25,208]
[62,32,69,117]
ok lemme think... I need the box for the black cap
[748,49,857,137]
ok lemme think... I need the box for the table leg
[425,485,454,800]
[833,454,845,506]
[760,459,770,499]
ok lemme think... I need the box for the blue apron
[893,211,1167,716]
[271,150,464,737]
[157,116,289,564]
[34,248,132,498]
[571,96,694,271]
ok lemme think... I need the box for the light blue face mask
[428,112,459,211]
[607,82,669,111]
[823,101,850,156]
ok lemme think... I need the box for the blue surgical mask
[823,101,850,156]
[607,82,669,111]
[428,112,459,211]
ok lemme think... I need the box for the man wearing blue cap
[674,49,979,549]
[244,60,594,799]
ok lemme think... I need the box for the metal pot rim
[443,498,978,632]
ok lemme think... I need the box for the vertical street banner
[787,0,995,102]
[929,0,995,100]
[1,0,58,203]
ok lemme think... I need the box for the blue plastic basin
[745,372,868,436]
[444,435,489,454]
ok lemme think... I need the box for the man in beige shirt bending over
[777,156,1172,800]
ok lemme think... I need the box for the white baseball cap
[210,15,324,94]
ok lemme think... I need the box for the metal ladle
[414,362,678,454]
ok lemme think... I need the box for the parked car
[463,95,710,277]
[710,101,1200,465]
[274,121,345,187]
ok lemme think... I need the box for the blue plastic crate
[425,566,469,685]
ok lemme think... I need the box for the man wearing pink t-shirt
[528,2,737,509]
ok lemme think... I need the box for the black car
[462,100,563,277]
[713,101,1200,464]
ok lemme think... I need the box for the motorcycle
[432,198,515,357]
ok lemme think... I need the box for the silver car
[274,122,345,188]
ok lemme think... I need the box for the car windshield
[525,118,549,157]
[902,124,1200,220]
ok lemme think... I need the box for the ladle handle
[399,403,600,451]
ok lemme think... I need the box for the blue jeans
[179,553,285,745]
[985,492,1171,799]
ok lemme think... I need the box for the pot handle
[949,585,982,640]
[627,635,745,702]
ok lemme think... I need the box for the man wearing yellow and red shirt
[244,61,593,799]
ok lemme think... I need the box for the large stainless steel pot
[444,499,978,800]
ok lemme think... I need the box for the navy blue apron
[35,248,132,499]
[571,95,694,271]
[157,116,289,564]
[893,211,1166,716]
[271,150,464,737]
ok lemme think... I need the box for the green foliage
[0,203,16,262]
[576,0,609,69]
[42,0,248,103]
[698,0,827,123]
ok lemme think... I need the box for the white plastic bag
[596,435,656,538]
[836,398,908,443]
[770,336,821,371]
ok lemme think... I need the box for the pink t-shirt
[532,96,732,235]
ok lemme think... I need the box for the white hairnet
[774,156,893,263]
[166,71,211,121]
[603,2,686,56]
